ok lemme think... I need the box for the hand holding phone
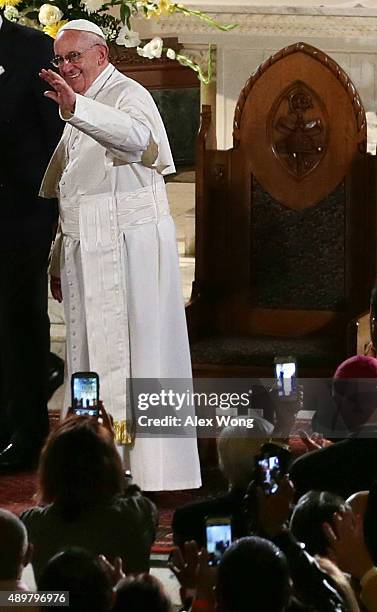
[255,454,281,495]
[254,443,291,495]
[274,356,297,399]
[71,372,99,417]
[255,476,295,537]
[205,517,232,567]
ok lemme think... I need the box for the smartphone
[274,356,297,399]
[255,453,281,495]
[205,517,232,567]
[71,372,99,417]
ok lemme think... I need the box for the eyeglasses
[51,44,102,68]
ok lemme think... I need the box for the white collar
[0,14,3,29]
[85,63,114,99]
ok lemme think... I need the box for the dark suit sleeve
[31,34,64,159]
[289,439,377,499]
[30,34,63,224]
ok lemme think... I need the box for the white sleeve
[63,93,151,153]
[61,80,176,175]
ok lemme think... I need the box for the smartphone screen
[274,357,297,398]
[257,455,280,494]
[71,372,99,417]
[206,518,232,567]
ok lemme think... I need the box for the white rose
[137,37,163,60]
[116,25,141,48]
[4,5,19,21]
[166,48,176,60]
[80,0,104,13]
[38,4,63,26]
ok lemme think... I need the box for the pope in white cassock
[39,19,202,491]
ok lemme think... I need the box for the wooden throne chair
[187,42,377,378]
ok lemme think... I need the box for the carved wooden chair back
[188,42,376,376]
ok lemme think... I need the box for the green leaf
[177,6,237,32]
[120,2,130,24]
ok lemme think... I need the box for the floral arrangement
[1,0,236,83]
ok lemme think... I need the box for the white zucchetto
[58,19,106,40]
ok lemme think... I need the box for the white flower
[166,48,176,60]
[4,4,19,21]
[38,4,63,25]
[80,0,104,13]
[102,25,118,42]
[137,37,163,60]
[116,25,141,48]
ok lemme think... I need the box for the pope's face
[54,30,108,94]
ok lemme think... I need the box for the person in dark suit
[0,14,63,469]
[290,355,377,499]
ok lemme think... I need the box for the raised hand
[256,475,295,536]
[98,554,125,586]
[168,541,199,594]
[98,400,115,437]
[40,69,76,115]
[323,511,374,579]
[168,542,216,609]
[299,430,332,451]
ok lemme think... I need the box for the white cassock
[40,63,202,491]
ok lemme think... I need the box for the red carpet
[0,470,38,515]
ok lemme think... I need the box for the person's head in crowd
[37,416,123,519]
[332,355,377,432]
[346,490,369,518]
[38,548,113,612]
[363,478,377,565]
[0,509,31,580]
[217,418,273,490]
[290,491,350,559]
[215,537,290,612]
[112,574,173,612]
